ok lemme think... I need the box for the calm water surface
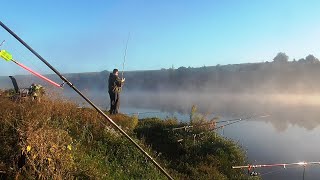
[64,91,320,180]
[121,107,320,180]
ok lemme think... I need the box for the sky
[1,0,320,75]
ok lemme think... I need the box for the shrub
[0,94,254,179]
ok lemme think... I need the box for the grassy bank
[0,95,254,179]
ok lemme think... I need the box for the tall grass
[135,118,257,180]
[0,94,254,179]
[0,95,163,179]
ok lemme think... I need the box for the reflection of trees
[263,106,320,132]
[123,92,320,131]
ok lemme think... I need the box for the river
[119,107,320,180]
[37,89,320,179]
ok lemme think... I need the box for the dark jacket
[108,73,123,93]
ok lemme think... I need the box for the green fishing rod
[0,21,174,180]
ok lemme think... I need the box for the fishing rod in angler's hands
[122,32,130,80]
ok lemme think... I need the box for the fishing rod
[217,117,254,124]
[172,117,239,131]
[126,111,162,115]
[211,115,270,131]
[232,161,320,169]
[0,49,63,88]
[172,115,270,131]
[233,161,320,178]
[122,32,130,79]
[0,21,173,180]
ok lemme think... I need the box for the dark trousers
[108,91,120,114]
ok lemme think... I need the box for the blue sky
[1,0,320,75]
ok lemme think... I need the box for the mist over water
[2,72,320,132]
[73,89,320,132]
[77,88,320,179]
[72,89,320,179]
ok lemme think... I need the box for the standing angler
[108,69,125,114]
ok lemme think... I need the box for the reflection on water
[221,120,320,180]
[121,92,320,132]
[75,91,320,131]
[120,109,320,180]
[66,91,320,180]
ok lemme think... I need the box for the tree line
[2,52,320,94]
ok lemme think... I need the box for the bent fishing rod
[0,21,173,180]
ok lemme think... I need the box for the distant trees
[305,54,319,63]
[296,55,319,64]
[272,53,319,64]
[177,66,187,71]
[273,52,289,63]
[100,70,109,76]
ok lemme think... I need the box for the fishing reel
[249,171,259,176]
[248,166,260,177]
[60,81,66,87]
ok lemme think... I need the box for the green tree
[273,52,289,63]
[305,54,319,63]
